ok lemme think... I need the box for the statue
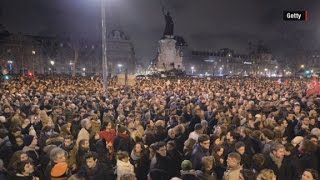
[162,7,174,37]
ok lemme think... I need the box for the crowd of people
[0,75,319,180]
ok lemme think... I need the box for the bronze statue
[162,7,174,36]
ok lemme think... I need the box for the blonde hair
[257,169,276,180]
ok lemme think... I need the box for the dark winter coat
[190,144,210,170]
[263,154,291,180]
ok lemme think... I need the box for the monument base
[156,37,184,71]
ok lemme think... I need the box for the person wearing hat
[180,160,197,180]
[188,123,204,142]
[50,162,69,180]
[190,134,210,170]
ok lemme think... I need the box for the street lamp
[101,0,108,92]
[83,68,86,71]
[7,61,13,73]
[50,61,55,66]
[118,64,122,73]
[301,64,305,68]
[275,66,278,69]
[32,50,36,73]
[191,66,194,74]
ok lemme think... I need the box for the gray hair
[50,147,66,162]
[80,118,90,128]
[270,143,285,152]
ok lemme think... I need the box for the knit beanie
[181,160,192,171]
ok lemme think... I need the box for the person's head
[198,134,210,150]
[279,119,288,128]
[194,123,203,134]
[252,153,265,169]
[81,118,91,130]
[301,169,319,180]
[166,140,176,152]
[302,116,310,126]
[284,143,295,156]
[15,135,24,146]
[307,135,319,146]
[134,142,145,154]
[16,160,34,176]
[226,131,238,142]
[235,141,246,155]
[262,129,275,141]
[117,151,129,162]
[85,152,98,169]
[299,139,317,154]
[23,135,37,147]
[210,135,222,146]
[256,169,276,180]
[79,139,90,150]
[50,147,66,163]
[64,135,74,147]
[201,156,214,172]
[270,143,285,159]
[181,160,193,171]
[8,150,29,170]
[0,128,8,139]
[168,129,175,139]
[104,121,114,131]
[212,145,224,156]
[227,152,241,168]
[156,141,167,157]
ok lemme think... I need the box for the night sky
[0,0,319,60]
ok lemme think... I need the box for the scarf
[270,153,282,169]
[130,151,141,161]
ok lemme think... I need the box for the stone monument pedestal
[156,36,184,71]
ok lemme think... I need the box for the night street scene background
[0,0,320,180]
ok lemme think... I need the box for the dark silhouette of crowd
[0,75,320,180]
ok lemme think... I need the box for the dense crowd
[0,76,320,180]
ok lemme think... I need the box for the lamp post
[50,60,55,74]
[118,64,123,73]
[101,0,108,92]
[191,66,194,75]
[7,60,13,74]
[32,50,36,74]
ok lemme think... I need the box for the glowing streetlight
[264,68,268,72]
[83,68,86,71]
[191,66,195,74]
[7,60,13,64]
[50,61,55,66]
[219,67,223,70]
[275,66,278,69]
[301,64,305,68]
[118,64,122,73]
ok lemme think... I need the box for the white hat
[0,116,6,123]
